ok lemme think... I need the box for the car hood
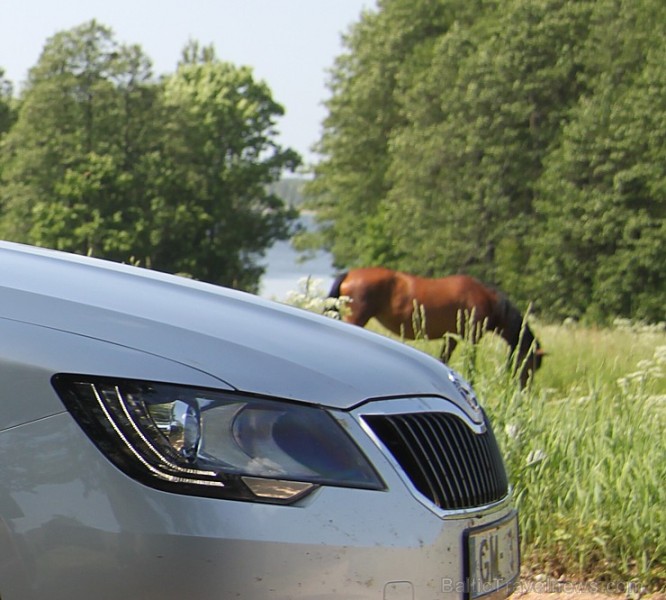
[0,242,464,409]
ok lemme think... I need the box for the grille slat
[364,411,508,510]
[385,417,437,503]
[430,416,470,505]
[449,416,486,501]
[395,416,442,506]
[416,415,457,507]
[403,415,448,506]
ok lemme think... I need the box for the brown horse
[329,267,544,387]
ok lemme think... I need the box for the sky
[0,0,376,167]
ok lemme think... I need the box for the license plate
[466,512,520,599]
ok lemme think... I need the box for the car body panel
[0,241,467,410]
[0,412,514,600]
[0,318,230,431]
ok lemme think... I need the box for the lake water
[259,215,336,301]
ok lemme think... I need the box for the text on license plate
[466,512,520,599]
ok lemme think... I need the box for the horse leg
[343,297,375,329]
[440,335,458,364]
[345,312,372,328]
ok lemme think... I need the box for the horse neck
[495,294,534,354]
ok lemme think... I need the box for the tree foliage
[301,0,467,266]
[305,0,665,323]
[0,69,14,137]
[0,22,299,291]
[533,0,666,322]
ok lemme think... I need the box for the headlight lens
[53,375,383,504]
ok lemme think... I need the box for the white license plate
[466,512,520,599]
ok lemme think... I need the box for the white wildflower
[617,345,666,389]
[505,423,520,440]
[526,449,547,467]
[284,277,349,318]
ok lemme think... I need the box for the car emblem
[447,370,480,412]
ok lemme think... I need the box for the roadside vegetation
[470,321,665,592]
[288,279,666,592]
[409,321,664,592]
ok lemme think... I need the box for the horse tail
[325,272,349,320]
[328,272,348,299]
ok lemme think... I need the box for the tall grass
[416,321,664,590]
[285,279,666,590]
[418,321,665,590]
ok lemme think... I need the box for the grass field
[286,280,666,591]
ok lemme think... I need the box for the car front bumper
[0,411,517,600]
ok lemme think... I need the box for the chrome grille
[363,412,508,510]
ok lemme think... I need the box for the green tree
[150,43,300,288]
[0,21,157,253]
[304,0,594,293]
[0,26,299,291]
[301,0,468,267]
[0,69,14,136]
[0,68,16,188]
[386,0,593,295]
[532,0,666,322]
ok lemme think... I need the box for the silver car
[0,241,519,600]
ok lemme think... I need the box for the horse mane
[328,272,348,299]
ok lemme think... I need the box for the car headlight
[53,375,384,504]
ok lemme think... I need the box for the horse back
[414,274,496,326]
[415,274,482,307]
